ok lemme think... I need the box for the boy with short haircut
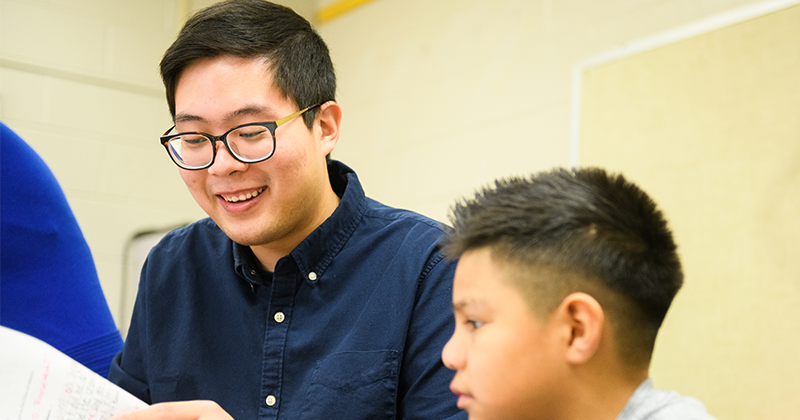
[440,167,717,420]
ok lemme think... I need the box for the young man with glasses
[109,1,464,420]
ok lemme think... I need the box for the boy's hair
[160,0,336,128]
[442,167,683,365]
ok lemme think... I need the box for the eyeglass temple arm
[275,104,322,127]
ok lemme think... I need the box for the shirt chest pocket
[300,350,399,419]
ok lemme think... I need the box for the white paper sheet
[0,326,147,420]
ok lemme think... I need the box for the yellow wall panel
[580,5,800,419]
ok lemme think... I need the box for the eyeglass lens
[167,124,274,168]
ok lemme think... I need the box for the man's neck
[250,185,341,272]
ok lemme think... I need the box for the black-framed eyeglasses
[159,104,321,170]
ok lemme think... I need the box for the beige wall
[1,0,790,416]
[1,0,203,329]
[320,0,765,221]
[580,4,800,418]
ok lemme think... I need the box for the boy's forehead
[454,248,573,318]
[451,296,490,313]
[452,248,517,305]
[454,248,516,287]
[454,249,496,282]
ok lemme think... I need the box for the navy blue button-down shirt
[109,161,465,420]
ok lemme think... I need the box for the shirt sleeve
[108,258,152,403]
[397,251,467,420]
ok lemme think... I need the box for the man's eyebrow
[174,113,206,124]
[173,105,277,125]
[223,105,274,122]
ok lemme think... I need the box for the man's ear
[316,101,341,156]
[555,292,604,365]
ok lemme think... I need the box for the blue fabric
[109,160,465,420]
[0,122,123,378]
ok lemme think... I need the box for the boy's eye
[466,319,484,330]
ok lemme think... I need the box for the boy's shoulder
[617,379,717,420]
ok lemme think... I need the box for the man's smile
[221,186,266,203]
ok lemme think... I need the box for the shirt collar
[233,160,367,288]
[233,243,268,286]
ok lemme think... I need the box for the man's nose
[207,141,248,175]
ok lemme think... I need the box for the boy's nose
[441,332,464,371]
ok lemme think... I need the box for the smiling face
[173,55,340,269]
[442,248,569,420]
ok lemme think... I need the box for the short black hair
[160,0,336,128]
[442,167,683,365]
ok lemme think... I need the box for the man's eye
[184,137,206,145]
[178,136,208,147]
[235,127,269,139]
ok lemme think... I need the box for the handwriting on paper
[1,326,147,420]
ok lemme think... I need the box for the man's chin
[216,224,268,247]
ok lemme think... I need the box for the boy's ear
[555,292,604,365]
[316,101,341,156]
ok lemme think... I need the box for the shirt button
[250,269,256,275]
[265,395,276,406]
[308,272,317,281]
[274,312,285,323]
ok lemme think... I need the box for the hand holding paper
[112,400,235,420]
